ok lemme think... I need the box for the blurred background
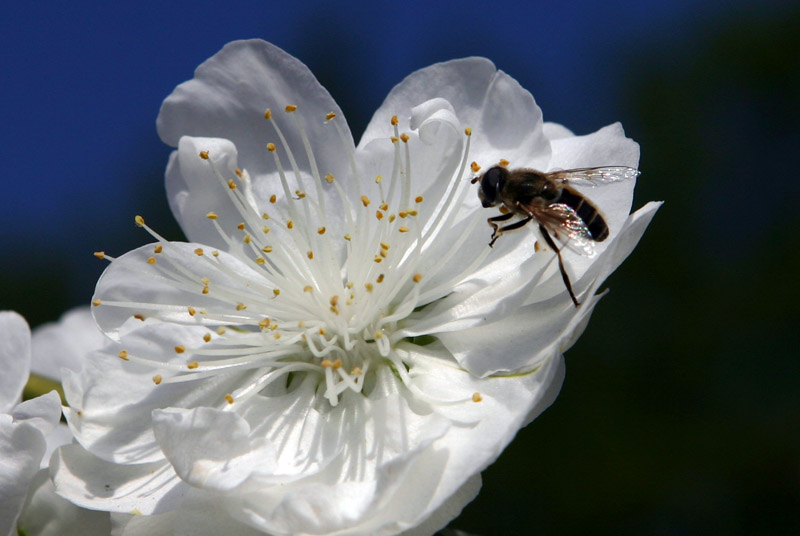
[2,1,797,534]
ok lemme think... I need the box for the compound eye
[479,167,503,207]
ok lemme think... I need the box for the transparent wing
[534,204,596,257]
[548,166,640,187]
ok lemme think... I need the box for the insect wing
[548,166,639,187]
[535,204,596,257]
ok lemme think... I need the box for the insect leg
[489,215,532,247]
[539,224,580,307]
[487,212,513,245]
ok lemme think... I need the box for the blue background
[2,1,798,534]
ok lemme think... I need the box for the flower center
[95,103,488,407]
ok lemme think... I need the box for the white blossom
[52,40,659,535]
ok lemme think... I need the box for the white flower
[52,40,659,535]
[0,310,109,536]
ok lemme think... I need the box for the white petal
[360,58,549,170]
[17,469,111,536]
[440,202,661,375]
[112,504,264,536]
[158,39,354,188]
[153,407,277,492]
[31,306,105,382]
[0,413,44,534]
[0,311,30,412]
[51,443,195,515]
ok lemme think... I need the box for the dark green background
[2,2,797,534]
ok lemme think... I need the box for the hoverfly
[472,165,640,307]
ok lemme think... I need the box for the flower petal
[31,306,105,382]
[51,443,193,515]
[158,39,354,187]
[0,311,31,412]
[153,407,277,492]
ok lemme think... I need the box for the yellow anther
[332,359,343,370]
[255,257,266,265]
[287,220,294,229]
[194,248,204,256]
[472,392,483,403]
[225,394,234,404]
[471,162,481,173]
[408,210,418,216]
[391,115,398,125]
[499,159,510,167]
[365,283,374,292]
[361,195,370,207]
[398,226,409,233]
[187,362,199,370]
[351,367,363,375]
[273,289,281,297]
[375,175,383,184]
[376,211,384,221]
[217,326,227,335]
[236,303,247,311]
[400,133,410,143]
[321,359,333,368]
[317,227,326,235]
[237,222,245,230]
[201,277,210,285]
[413,273,423,283]
[153,375,162,385]
[199,150,209,160]
[465,127,472,136]
[147,256,157,265]
[298,321,306,328]
[133,314,144,321]
[273,332,281,340]
[374,331,383,339]
[267,143,276,152]
[390,136,399,143]
[174,345,186,354]
[330,295,339,307]
[376,274,385,283]
[203,333,212,343]
[415,196,424,203]
[389,214,396,222]
[93,251,105,259]
[118,350,129,361]
[235,168,243,177]
[346,281,354,289]
[326,112,337,120]
[374,256,382,263]
[262,245,273,253]
[258,318,270,329]
[202,286,209,295]
[188,306,196,316]
[295,190,306,199]
[344,234,351,241]
[534,241,541,252]
[285,104,297,112]
[379,202,388,211]
[330,306,339,315]
[325,173,334,183]
[270,194,277,203]
[318,328,326,335]
[262,226,270,233]
[243,235,251,244]
[304,285,313,292]
[399,210,408,218]
[307,250,314,260]
[135,215,145,227]
[379,249,387,258]
[206,212,218,220]
[228,179,237,190]
[154,245,163,254]
[92,299,102,306]
[264,109,272,120]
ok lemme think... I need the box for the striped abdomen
[557,187,609,241]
